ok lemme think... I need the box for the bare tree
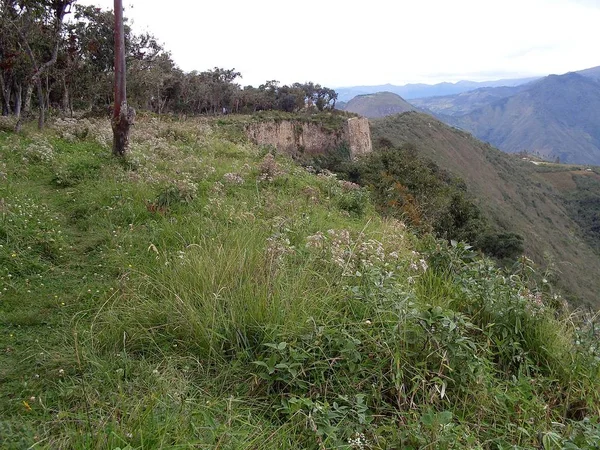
[112,0,135,156]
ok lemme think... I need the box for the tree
[66,5,117,111]
[111,0,134,156]
[6,0,75,130]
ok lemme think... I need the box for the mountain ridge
[335,76,541,102]
[446,72,600,164]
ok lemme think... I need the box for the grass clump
[0,116,599,449]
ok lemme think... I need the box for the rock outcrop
[246,116,372,159]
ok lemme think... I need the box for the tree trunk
[62,78,70,114]
[0,75,11,116]
[45,74,51,114]
[36,77,45,130]
[14,83,22,118]
[23,83,33,116]
[112,0,135,156]
[16,83,33,132]
[112,103,135,155]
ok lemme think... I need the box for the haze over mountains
[343,66,600,165]
[335,76,541,103]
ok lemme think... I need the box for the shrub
[155,179,198,207]
[478,231,525,260]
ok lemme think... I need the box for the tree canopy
[0,2,338,124]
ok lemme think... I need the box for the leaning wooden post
[112,0,135,156]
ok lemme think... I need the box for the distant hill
[343,92,416,118]
[446,72,600,164]
[371,112,600,306]
[335,76,539,102]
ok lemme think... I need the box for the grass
[1,115,599,449]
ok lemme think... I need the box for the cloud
[562,0,600,8]
[506,45,559,59]
[77,0,600,87]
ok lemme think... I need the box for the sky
[78,0,600,88]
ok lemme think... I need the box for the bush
[478,231,525,260]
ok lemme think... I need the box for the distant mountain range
[335,76,540,102]
[410,67,600,164]
[410,84,531,116]
[343,65,600,165]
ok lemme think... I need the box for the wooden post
[112,0,135,156]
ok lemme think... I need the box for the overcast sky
[78,0,600,87]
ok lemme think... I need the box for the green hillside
[370,112,600,307]
[1,116,600,449]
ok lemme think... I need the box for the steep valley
[370,112,600,306]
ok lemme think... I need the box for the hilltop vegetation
[1,116,600,449]
[0,2,338,129]
[2,2,600,449]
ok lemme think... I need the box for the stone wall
[245,117,372,159]
[344,117,372,158]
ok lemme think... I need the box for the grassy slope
[1,115,599,449]
[371,112,600,307]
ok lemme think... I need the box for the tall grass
[1,117,599,449]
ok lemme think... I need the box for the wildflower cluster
[409,250,429,273]
[519,287,559,316]
[348,432,370,449]
[317,169,337,180]
[53,118,112,147]
[223,172,244,185]
[204,181,225,215]
[266,232,295,268]
[155,119,202,144]
[0,115,16,131]
[156,177,198,207]
[306,228,410,278]
[301,186,320,203]
[258,153,285,182]
[23,139,54,163]
[340,180,361,192]
[53,118,87,141]
[573,312,600,365]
